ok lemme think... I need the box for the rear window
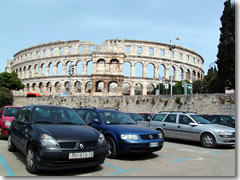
[4,107,20,116]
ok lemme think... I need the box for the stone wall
[13,93,235,115]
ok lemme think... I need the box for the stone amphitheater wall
[13,94,235,116]
[6,39,204,97]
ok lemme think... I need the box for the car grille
[140,134,159,140]
[59,142,76,148]
[59,141,98,149]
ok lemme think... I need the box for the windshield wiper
[58,122,78,125]
[34,121,56,124]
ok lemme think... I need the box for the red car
[0,106,21,137]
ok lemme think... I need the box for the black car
[203,115,235,128]
[8,105,108,174]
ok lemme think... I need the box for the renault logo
[79,144,84,149]
[149,135,153,139]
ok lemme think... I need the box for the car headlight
[158,133,163,139]
[4,121,11,127]
[218,131,234,137]
[98,133,106,145]
[121,134,139,141]
[40,134,60,149]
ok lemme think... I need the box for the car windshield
[128,113,144,121]
[100,111,136,125]
[190,115,212,124]
[32,106,86,125]
[4,107,20,116]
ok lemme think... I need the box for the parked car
[73,107,164,159]
[149,111,235,148]
[203,115,235,128]
[139,113,154,122]
[0,106,21,138]
[8,105,108,174]
[126,113,149,127]
[59,92,72,97]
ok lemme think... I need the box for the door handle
[163,124,165,126]
[177,126,181,128]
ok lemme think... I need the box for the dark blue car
[74,107,164,158]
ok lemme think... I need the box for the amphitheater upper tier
[6,39,204,96]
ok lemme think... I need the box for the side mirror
[93,119,101,124]
[189,122,198,126]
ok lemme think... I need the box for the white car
[150,111,235,148]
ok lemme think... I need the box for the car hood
[200,123,235,132]
[103,124,158,134]
[2,116,14,121]
[33,124,99,141]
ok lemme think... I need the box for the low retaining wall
[13,94,235,115]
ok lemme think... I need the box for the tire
[106,136,117,159]
[157,129,165,140]
[8,134,16,152]
[201,133,216,148]
[26,145,39,174]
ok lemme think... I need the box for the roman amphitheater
[6,39,204,96]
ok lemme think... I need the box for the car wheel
[106,136,117,159]
[201,133,216,148]
[26,145,39,174]
[8,134,16,152]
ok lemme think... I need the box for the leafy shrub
[0,87,13,107]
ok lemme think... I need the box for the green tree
[0,72,24,90]
[0,87,13,107]
[173,80,191,94]
[216,0,235,92]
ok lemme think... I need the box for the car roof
[24,104,71,109]
[157,111,199,115]
[74,107,119,112]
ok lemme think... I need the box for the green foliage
[0,87,13,107]
[0,72,24,90]
[216,0,235,91]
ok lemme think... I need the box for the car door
[149,114,167,129]
[177,115,200,141]
[161,114,178,138]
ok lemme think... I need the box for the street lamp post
[169,38,181,95]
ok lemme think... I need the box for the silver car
[150,112,235,148]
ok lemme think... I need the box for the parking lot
[0,138,235,176]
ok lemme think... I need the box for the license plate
[69,152,94,159]
[149,142,159,148]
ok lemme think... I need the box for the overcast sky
[0,0,229,75]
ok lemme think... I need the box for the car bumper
[0,126,9,137]
[36,146,108,170]
[119,140,164,154]
[216,137,235,145]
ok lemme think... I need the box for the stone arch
[32,83,37,92]
[38,82,44,93]
[86,81,92,93]
[34,64,39,73]
[122,82,130,95]
[41,63,45,75]
[147,63,154,78]
[197,72,201,80]
[66,61,72,75]
[110,59,119,72]
[77,60,83,75]
[178,67,184,81]
[96,81,104,92]
[96,59,106,72]
[74,81,81,92]
[46,82,52,93]
[48,62,53,76]
[123,61,131,77]
[64,81,70,92]
[135,83,143,95]
[159,64,166,78]
[55,81,61,93]
[192,70,196,82]
[57,61,62,75]
[135,62,143,77]
[147,83,155,95]
[108,81,118,93]
[186,69,191,81]
[87,60,93,75]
